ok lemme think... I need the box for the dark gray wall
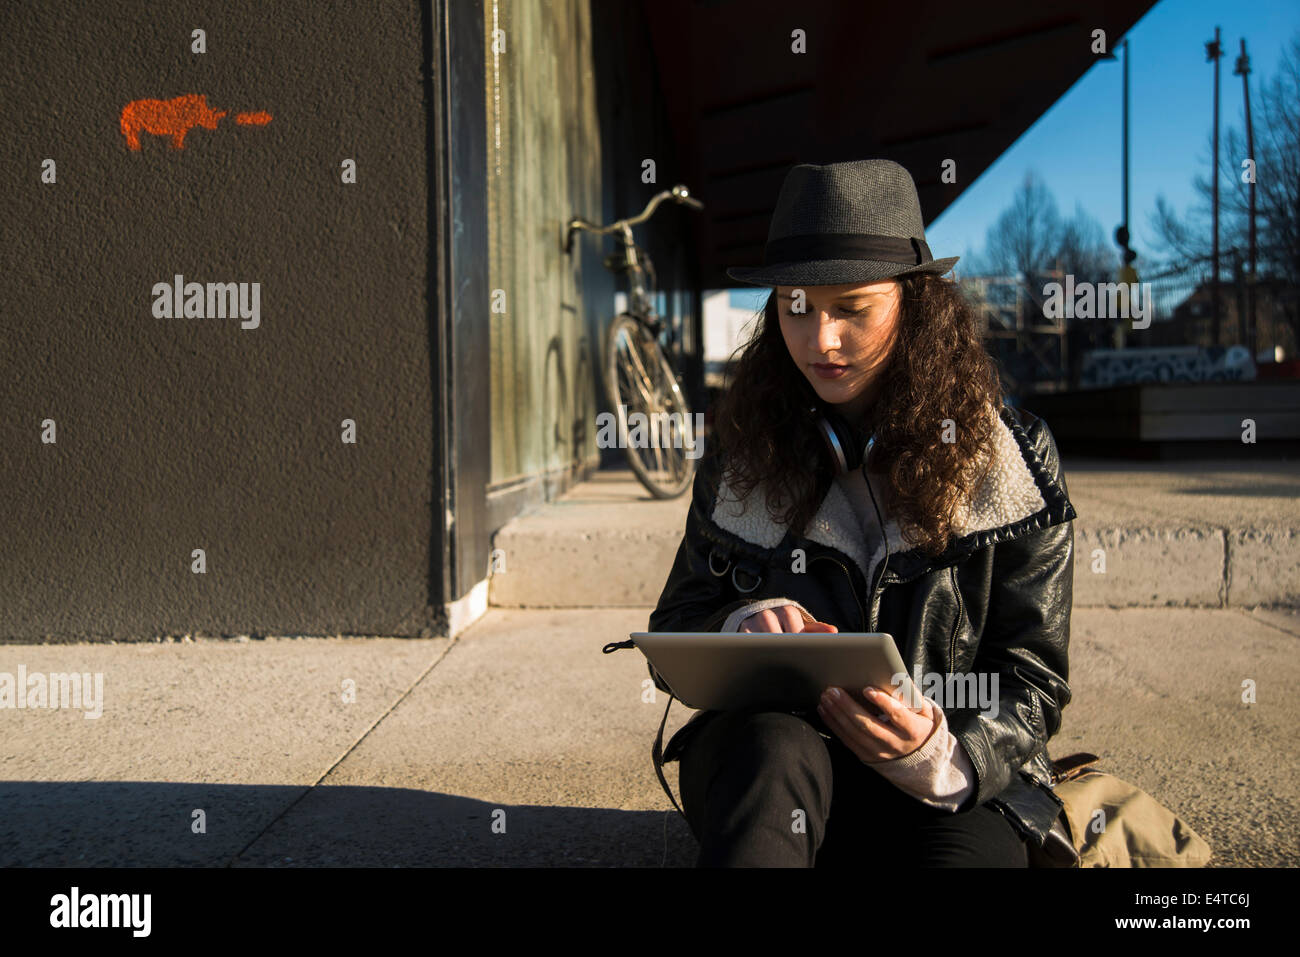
[0,1,440,640]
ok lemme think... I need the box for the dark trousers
[675,708,1029,868]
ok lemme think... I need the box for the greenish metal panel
[484,0,700,493]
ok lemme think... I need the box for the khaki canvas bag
[1027,753,1213,868]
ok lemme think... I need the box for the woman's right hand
[739,604,838,633]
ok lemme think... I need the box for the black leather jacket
[644,403,1077,847]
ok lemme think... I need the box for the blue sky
[729,0,1297,307]
[926,0,1299,276]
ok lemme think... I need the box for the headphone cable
[860,436,890,627]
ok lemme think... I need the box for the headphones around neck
[812,404,877,476]
[812,402,891,581]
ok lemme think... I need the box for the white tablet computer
[629,631,923,713]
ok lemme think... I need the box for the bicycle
[565,184,704,499]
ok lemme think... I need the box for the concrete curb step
[489,518,1300,609]
[488,468,1300,610]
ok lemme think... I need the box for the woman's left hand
[817,683,936,763]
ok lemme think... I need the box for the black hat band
[763,233,932,267]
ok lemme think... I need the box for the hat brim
[725,256,960,287]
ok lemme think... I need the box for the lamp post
[1206,27,1223,346]
[1233,38,1258,358]
[1102,39,1137,349]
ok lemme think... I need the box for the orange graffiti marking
[120,95,272,150]
[120,94,226,150]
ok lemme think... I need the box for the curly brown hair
[709,271,1004,557]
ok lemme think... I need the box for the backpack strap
[603,639,687,821]
[1050,752,1101,785]
[652,692,686,820]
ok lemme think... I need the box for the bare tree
[970,171,1079,389]
[983,170,1063,281]
[1150,191,1205,263]
[1244,33,1299,311]
[1056,202,1116,283]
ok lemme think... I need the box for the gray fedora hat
[726,159,959,286]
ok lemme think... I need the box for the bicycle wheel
[604,313,697,499]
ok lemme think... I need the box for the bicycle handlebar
[566,184,704,251]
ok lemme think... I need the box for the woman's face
[775,279,903,423]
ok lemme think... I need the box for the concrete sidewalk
[491,461,1300,608]
[3,604,1298,867]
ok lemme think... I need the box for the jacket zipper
[867,559,889,633]
[809,553,867,632]
[948,564,965,675]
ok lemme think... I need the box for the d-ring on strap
[731,563,761,593]
[707,548,730,577]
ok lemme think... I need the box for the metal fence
[959,253,1298,394]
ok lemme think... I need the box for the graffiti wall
[1081,346,1258,388]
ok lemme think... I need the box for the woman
[646,159,1077,867]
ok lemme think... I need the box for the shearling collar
[707,403,1072,586]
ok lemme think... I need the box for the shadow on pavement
[0,781,699,868]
